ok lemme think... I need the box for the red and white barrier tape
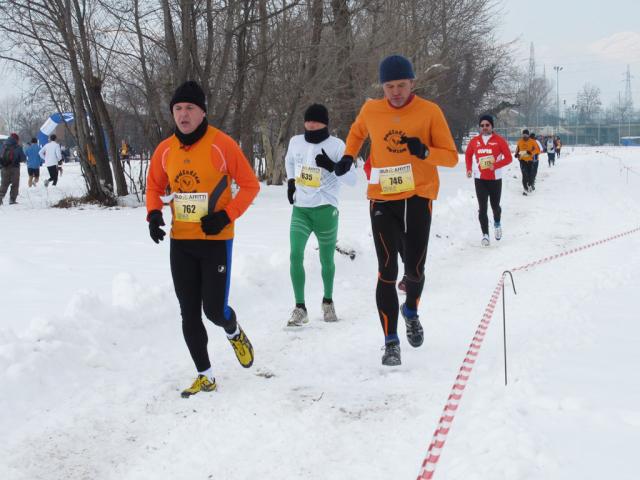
[416,278,504,480]
[512,227,640,273]
[416,226,640,480]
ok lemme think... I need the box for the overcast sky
[497,0,640,109]
[1,1,639,112]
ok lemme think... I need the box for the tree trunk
[89,76,128,196]
[240,0,269,166]
[134,0,169,145]
[330,0,357,139]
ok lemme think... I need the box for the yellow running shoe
[228,325,254,368]
[181,374,217,398]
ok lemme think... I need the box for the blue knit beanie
[379,55,415,84]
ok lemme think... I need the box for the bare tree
[0,94,52,141]
[2,0,515,195]
[576,83,602,124]
[0,95,23,133]
[0,0,130,203]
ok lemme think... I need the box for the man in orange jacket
[334,55,458,366]
[146,81,260,397]
[515,129,540,195]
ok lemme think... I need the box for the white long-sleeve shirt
[39,141,62,167]
[285,134,356,208]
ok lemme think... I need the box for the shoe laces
[322,302,335,314]
[384,342,401,356]
[290,307,306,322]
[230,330,247,356]
[189,375,207,390]
[406,319,421,334]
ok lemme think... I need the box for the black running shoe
[401,303,424,347]
[382,341,401,366]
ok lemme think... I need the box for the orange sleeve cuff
[146,144,169,214]
[221,137,260,221]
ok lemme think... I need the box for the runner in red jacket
[464,114,512,246]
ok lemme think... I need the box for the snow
[1,148,639,479]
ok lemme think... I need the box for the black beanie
[479,114,494,127]
[522,129,530,135]
[304,104,329,125]
[170,80,207,113]
[379,55,415,84]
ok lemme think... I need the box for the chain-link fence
[492,123,640,146]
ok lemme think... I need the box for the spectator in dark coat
[0,133,26,205]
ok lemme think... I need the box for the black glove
[400,136,428,159]
[315,149,334,172]
[201,210,231,235]
[334,155,354,176]
[287,178,296,205]
[148,210,166,244]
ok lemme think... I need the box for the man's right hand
[148,210,166,244]
[334,155,354,176]
[287,178,296,205]
[315,149,335,172]
[466,170,472,178]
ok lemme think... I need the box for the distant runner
[464,114,512,246]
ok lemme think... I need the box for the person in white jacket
[285,104,356,326]
[39,134,63,186]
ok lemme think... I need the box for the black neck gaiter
[304,127,330,144]
[175,118,209,146]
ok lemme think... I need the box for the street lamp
[571,104,580,146]
[553,66,563,134]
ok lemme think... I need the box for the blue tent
[620,136,640,146]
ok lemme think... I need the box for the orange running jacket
[146,125,260,240]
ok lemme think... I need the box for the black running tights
[170,239,237,372]
[474,178,502,235]
[370,196,431,339]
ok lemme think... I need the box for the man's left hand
[400,136,428,160]
[201,210,231,235]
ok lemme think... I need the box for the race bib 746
[379,164,415,194]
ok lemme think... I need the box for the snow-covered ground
[1,147,639,479]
